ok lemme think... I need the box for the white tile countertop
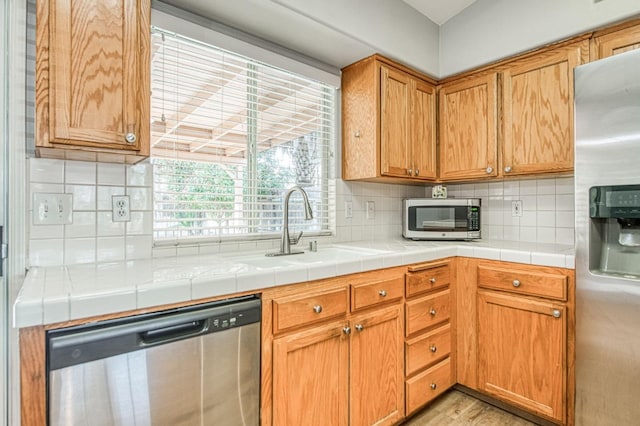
[14,239,575,328]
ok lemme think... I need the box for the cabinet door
[591,24,640,59]
[380,65,411,178]
[502,44,583,176]
[477,291,566,422]
[410,79,437,180]
[350,304,404,426]
[40,0,149,152]
[273,320,349,426]
[439,73,498,181]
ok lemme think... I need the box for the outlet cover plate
[33,193,73,225]
[511,200,523,217]
[112,195,131,222]
[366,201,375,220]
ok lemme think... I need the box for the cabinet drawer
[405,289,451,337]
[406,323,451,376]
[273,287,349,333]
[351,276,403,311]
[406,357,454,415]
[478,265,568,301]
[406,263,450,297]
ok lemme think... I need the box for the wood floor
[403,390,537,425]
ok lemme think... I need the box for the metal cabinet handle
[343,326,351,335]
[430,345,437,353]
[430,383,437,390]
[486,167,493,174]
[378,290,387,297]
[430,277,436,284]
[125,132,137,144]
[313,305,322,313]
[505,166,512,173]
[512,279,521,288]
[552,309,561,318]
[354,130,361,138]
[429,308,437,316]
[355,324,364,332]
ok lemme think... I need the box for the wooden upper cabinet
[591,21,640,60]
[36,0,150,162]
[501,42,586,176]
[342,55,437,182]
[438,73,498,181]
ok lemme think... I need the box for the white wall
[440,0,640,76]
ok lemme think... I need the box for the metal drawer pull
[429,308,437,316]
[343,326,351,335]
[415,169,419,176]
[407,169,413,176]
[378,290,387,297]
[430,277,436,284]
[505,166,512,173]
[430,383,437,390]
[313,305,322,313]
[552,309,561,318]
[486,166,493,174]
[512,279,521,287]
[355,324,364,332]
[430,345,437,353]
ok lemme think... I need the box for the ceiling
[402,0,477,25]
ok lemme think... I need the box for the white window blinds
[150,27,335,242]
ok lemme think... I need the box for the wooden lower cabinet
[350,305,404,426]
[477,291,566,422]
[273,319,350,426]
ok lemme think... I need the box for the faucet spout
[267,186,314,256]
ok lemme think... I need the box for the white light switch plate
[33,193,73,225]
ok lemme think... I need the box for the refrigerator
[574,48,640,424]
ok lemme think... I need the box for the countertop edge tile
[15,239,576,327]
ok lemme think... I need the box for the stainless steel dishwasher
[47,296,261,426]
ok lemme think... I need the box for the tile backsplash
[443,177,575,245]
[27,158,575,267]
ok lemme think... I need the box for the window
[150,27,336,243]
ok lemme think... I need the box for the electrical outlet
[366,201,375,220]
[512,200,523,217]
[112,195,131,222]
[344,200,353,218]
[33,193,73,225]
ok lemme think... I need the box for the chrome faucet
[266,186,313,256]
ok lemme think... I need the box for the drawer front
[478,265,568,301]
[406,289,451,337]
[406,323,451,376]
[273,287,349,333]
[406,357,454,415]
[351,276,404,311]
[406,265,450,297]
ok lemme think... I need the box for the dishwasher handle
[139,319,207,345]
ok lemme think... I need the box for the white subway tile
[531,252,566,268]
[536,195,555,211]
[519,180,537,195]
[536,211,555,227]
[67,185,96,210]
[474,246,501,260]
[520,227,537,243]
[127,187,153,210]
[125,235,153,259]
[97,237,126,262]
[556,211,574,228]
[500,249,531,264]
[97,163,125,186]
[503,226,520,242]
[30,158,64,183]
[488,182,503,196]
[97,186,126,210]
[486,225,504,240]
[521,195,537,211]
[65,161,96,184]
[65,212,96,238]
[126,163,153,186]
[521,210,537,227]
[556,194,575,211]
[503,181,520,196]
[29,239,64,266]
[536,227,556,244]
[97,212,125,236]
[556,227,575,245]
[30,223,64,239]
[126,211,153,235]
[555,177,574,195]
[64,238,96,264]
[474,183,489,197]
[536,179,555,195]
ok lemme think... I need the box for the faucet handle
[289,231,303,245]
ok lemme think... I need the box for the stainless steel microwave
[403,198,481,241]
